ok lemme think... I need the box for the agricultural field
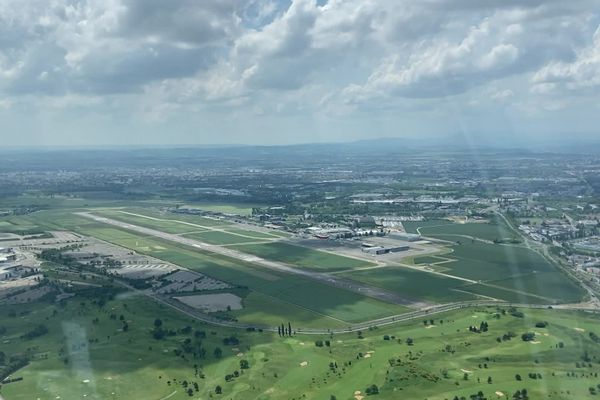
[3,293,600,400]
[229,242,374,272]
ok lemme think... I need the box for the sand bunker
[354,391,364,400]
[364,354,372,359]
[530,341,541,344]
[236,352,244,357]
[173,293,242,312]
[425,325,437,329]
[495,391,505,397]
[461,369,473,373]
[300,361,308,367]
[574,327,585,332]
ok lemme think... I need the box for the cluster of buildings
[0,247,17,264]
[519,219,579,242]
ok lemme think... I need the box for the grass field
[341,266,478,303]
[459,283,555,304]
[180,203,259,216]
[427,235,585,303]
[95,209,231,232]
[3,293,600,400]
[402,218,585,304]
[403,219,454,233]
[96,209,285,245]
[181,231,270,245]
[416,217,518,242]
[229,242,374,272]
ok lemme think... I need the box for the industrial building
[361,243,409,255]
[388,232,422,242]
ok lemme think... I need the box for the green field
[181,231,270,245]
[402,219,584,304]
[413,255,450,265]
[96,209,283,245]
[229,242,374,272]
[417,219,517,242]
[342,266,478,303]
[95,209,231,232]
[180,203,259,216]
[3,293,600,400]
[459,283,555,304]
[427,235,584,303]
[402,219,454,233]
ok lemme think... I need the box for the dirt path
[158,391,177,400]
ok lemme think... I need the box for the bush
[365,384,379,395]
[521,332,536,342]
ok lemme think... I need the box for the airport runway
[76,212,431,308]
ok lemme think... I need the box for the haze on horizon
[0,0,599,147]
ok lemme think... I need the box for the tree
[154,319,163,328]
[521,332,536,342]
[515,374,522,381]
[215,385,222,394]
[487,376,492,384]
[214,347,223,358]
[240,359,250,370]
[365,384,379,395]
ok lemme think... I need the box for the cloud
[532,24,600,93]
[0,0,599,145]
[0,0,244,95]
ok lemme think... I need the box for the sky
[0,0,599,147]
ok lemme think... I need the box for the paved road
[76,212,430,308]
